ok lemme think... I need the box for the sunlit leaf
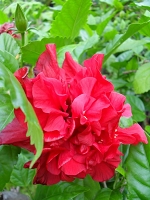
[97,10,115,36]
[133,63,150,94]
[0,50,19,72]
[119,117,133,128]
[0,93,14,131]
[0,10,8,24]
[104,19,150,62]
[0,33,20,56]
[50,0,91,39]
[0,62,43,167]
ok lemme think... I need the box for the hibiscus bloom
[0,22,20,38]
[0,44,147,185]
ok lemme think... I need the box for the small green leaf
[73,33,99,61]
[126,57,138,71]
[96,10,115,36]
[50,0,91,39]
[126,95,146,122]
[145,125,150,134]
[0,50,19,73]
[57,44,77,66]
[0,62,43,167]
[111,78,127,90]
[0,93,14,131]
[119,117,133,128]
[0,33,20,56]
[33,182,88,200]
[94,188,112,200]
[10,152,35,187]
[115,165,126,177]
[110,190,122,200]
[74,175,100,200]
[125,135,150,199]
[133,63,150,94]
[104,19,150,62]
[0,10,8,24]
[0,145,21,190]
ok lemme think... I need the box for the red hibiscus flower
[0,22,21,38]
[0,44,147,185]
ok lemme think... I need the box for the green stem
[113,172,120,190]
[21,32,25,67]
[21,32,25,47]
[102,181,107,188]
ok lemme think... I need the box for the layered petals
[117,124,148,145]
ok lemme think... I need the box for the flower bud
[15,4,27,33]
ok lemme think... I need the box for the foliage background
[1,0,150,199]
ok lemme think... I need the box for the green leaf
[57,44,77,66]
[0,50,19,72]
[22,37,70,65]
[94,188,122,200]
[73,33,99,61]
[33,182,88,200]
[145,125,150,134]
[125,135,150,199]
[0,33,20,56]
[115,165,126,177]
[126,95,146,122]
[119,117,133,128]
[0,62,43,167]
[104,19,150,62]
[97,16,113,36]
[126,57,138,71]
[0,10,8,24]
[135,0,150,10]
[0,145,20,190]
[133,63,150,94]
[50,0,91,39]
[73,175,100,200]
[99,0,123,9]
[10,152,35,187]
[94,188,112,200]
[109,190,122,200]
[57,33,99,66]
[53,0,65,5]
[96,10,115,36]
[0,93,14,131]
[111,78,127,90]
[138,14,150,37]
[115,38,149,53]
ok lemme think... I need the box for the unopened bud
[15,4,27,33]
